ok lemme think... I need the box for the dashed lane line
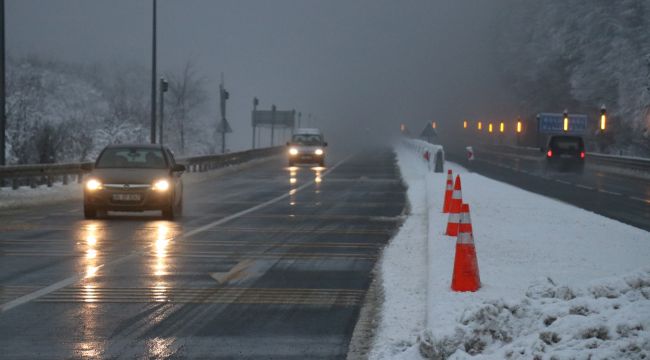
[0,155,353,313]
[629,196,650,204]
[575,184,595,190]
[597,189,623,196]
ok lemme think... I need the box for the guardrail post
[46,176,53,187]
[12,178,19,190]
[77,174,83,184]
[30,177,37,188]
[62,174,68,185]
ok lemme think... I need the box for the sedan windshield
[96,148,167,169]
[292,134,323,146]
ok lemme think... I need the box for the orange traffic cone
[442,170,453,213]
[451,203,481,292]
[445,175,463,236]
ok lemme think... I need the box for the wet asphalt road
[0,149,405,359]
[444,144,650,232]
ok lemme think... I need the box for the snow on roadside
[368,148,428,360]
[0,182,83,210]
[369,145,650,360]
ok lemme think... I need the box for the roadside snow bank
[0,183,83,210]
[369,145,650,360]
[421,268,650,359]
[368,146,428,360]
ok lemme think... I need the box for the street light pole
[252,97,258,149]
[0,0,5,166]
[150,0,157,144]
[270,105,276,146]
[159,77,168,145]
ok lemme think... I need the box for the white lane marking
[575,184,595,190]
[554,179,572,185]
[0,156,352,313]
[629,196,650,204]
[598,189,622,196]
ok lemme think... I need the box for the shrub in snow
[419,268,650,359]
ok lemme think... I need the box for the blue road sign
[537,113,588,134]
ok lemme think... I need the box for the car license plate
[560,154,573,159]
[112,193,141,201]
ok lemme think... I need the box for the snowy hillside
[497,0,650,156]
[4,58,213,165]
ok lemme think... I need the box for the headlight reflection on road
[153,223,170,277]
[84,284,97,303]
[84,224,100,279]
[312,167,323,184]
[287,166,299,186]
[153,282,168,303]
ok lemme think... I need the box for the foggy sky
[7,0,515,151]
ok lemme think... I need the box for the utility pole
[150,0,157,144]
[252,97,258,149]
[270,104,276,146]
[159,77,168,144]
[0,0,5,166]
[298,112,302,128]
[217,74,231,153]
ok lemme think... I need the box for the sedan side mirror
[172,164,186,172]
[80,163,93,172]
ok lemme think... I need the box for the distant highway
[0,149,405,359]
[444,143,650,232]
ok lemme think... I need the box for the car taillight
[580,151,585,159]
[546,150,553,158]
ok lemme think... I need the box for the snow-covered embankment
[369,145,650,359]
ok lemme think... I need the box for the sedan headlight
[314,148,324,156]
[86,179,103,191]
[152,179,170,191]
[289,148,299,156]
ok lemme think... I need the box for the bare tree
[165,61,209,155]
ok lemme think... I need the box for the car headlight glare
[86,179,102,191]
[289,148,299,156]
[152,179,170,191]
[314,149,324,155]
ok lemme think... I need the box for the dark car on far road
[543,135,586,173]
[82,144,185,219]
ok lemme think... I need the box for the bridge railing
[0,146,283,190]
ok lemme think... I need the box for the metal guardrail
[0,146,283,190]
[481,144,650,173]
[586,152,650,172]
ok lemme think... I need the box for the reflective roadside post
[499,121,505,145]
[598,105,607,152]
[516,117,523,146]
